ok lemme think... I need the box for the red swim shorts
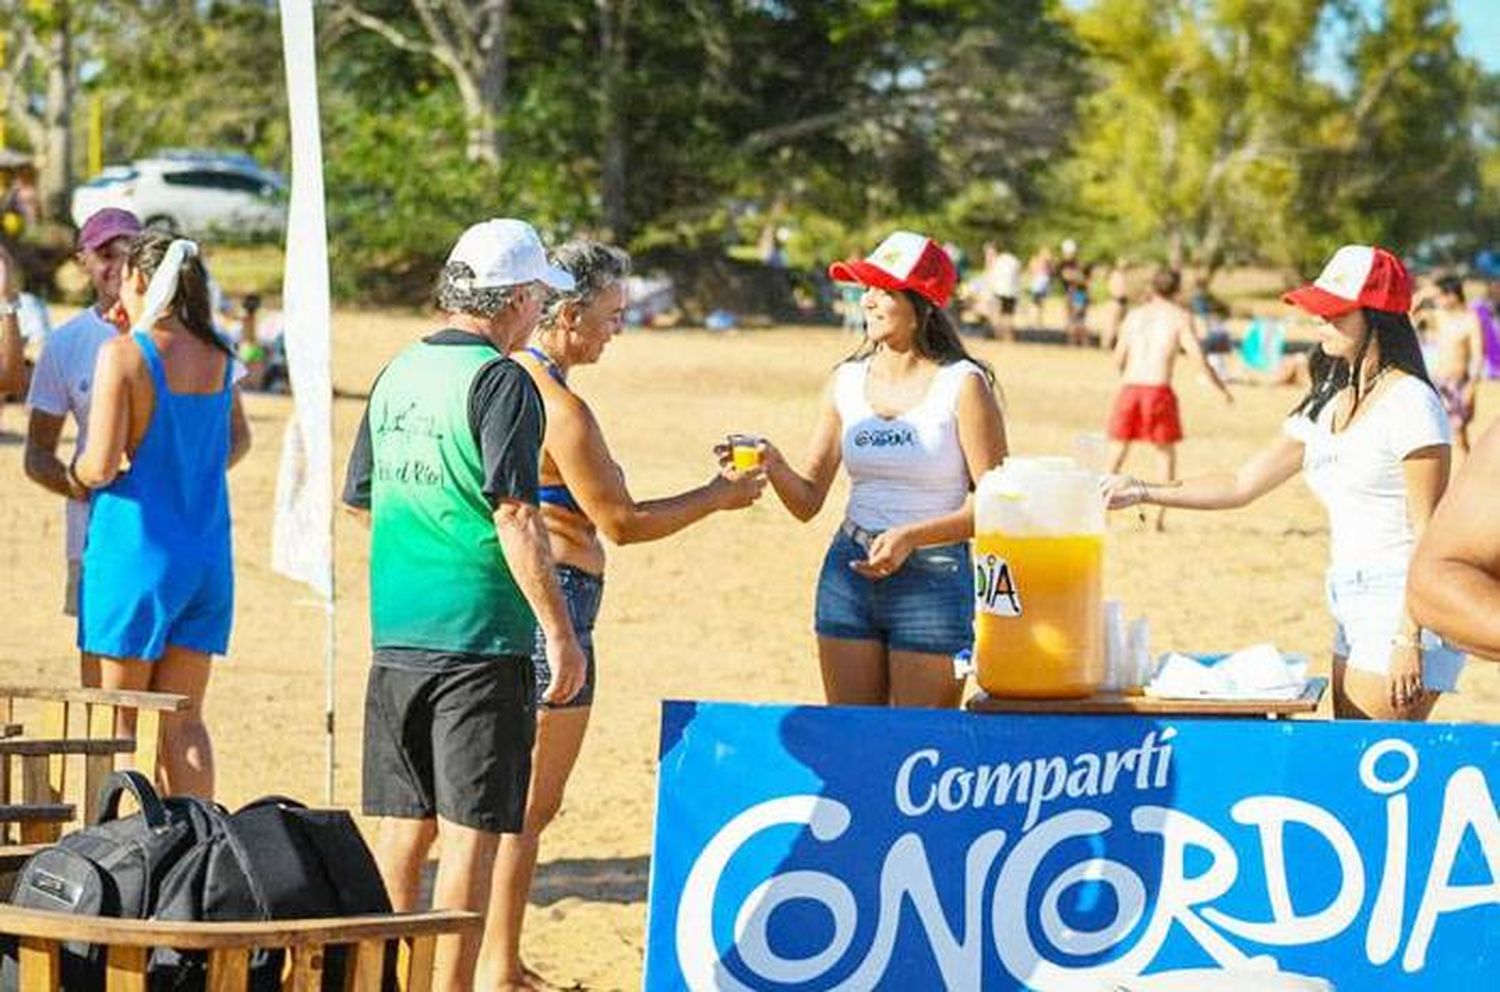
[1107,384,1183,444]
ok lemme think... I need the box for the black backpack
[4,772,392,991]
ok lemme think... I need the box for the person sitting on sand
[1105,267,1233,530]
[755,231,1007,709]
[1425,275,1484,458]
[480,241,764,991]
[1409,419,1500,662]
[1103,245,1464,721]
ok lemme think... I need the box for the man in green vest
[342,218,585,992]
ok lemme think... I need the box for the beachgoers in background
[1102,257,1130,350]
[482,240,765,990]
[1410,418,1500,662]
[0,243,24,396]
[22,208,143,687]
[341,219,584,992]
[71,230,252,796]
[1025,245,1053,329]
[1103,245,1464,721]
[757,231,1007,708]
[1425,275,1484,458]
[1058,239,1090,346]
[1106,268,1233,531]
[981,242,1022,342]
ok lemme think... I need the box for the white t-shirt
[25,308,117,562]
[1283,375,1451,571]
[836,358,984,530]
[988,253,1022,298]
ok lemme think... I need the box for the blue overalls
[79,331,234,660]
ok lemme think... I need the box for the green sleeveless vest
[368,340,536,654]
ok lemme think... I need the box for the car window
[161,169,267,193]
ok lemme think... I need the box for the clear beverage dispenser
[973,457,1105,698]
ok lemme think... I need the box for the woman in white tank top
[1103,245,1462,721]
[754,232,1007,708]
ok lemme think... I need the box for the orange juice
[974,532,1104,698]
[728,434,762,470]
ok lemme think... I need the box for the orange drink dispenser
[973,458,1105,698]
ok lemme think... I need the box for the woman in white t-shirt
[1104,245,1462,720]
[756,231,1008,708]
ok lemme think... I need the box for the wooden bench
[0,687,187,842]
[0,904,480,991]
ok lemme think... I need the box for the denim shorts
[814,528,973,656]
[1325,561,1464,692]
[532,564,604,709]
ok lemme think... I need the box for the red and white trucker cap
[828,231,958,308]
[1283,245,1411,318]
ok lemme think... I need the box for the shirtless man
[1106,267,1233,530]
[1426,276,1484,457]
[1409,419,1500,661]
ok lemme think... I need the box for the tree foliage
[1,0,1494,299]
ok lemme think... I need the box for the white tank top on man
[836,357,985,531]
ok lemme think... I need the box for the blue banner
[645,702,1498,990]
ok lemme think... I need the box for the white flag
[271,0,333,599]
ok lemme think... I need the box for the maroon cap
[77,208,143,253]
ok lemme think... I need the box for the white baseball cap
[446,219,576,292]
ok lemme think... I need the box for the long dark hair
[1292,308,1433,422]
[127,230,232,356]
[844,289,997,386]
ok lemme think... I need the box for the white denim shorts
[1325,561,1464,692]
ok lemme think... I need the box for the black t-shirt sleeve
[469,357,545,509]
[341,402,374,510]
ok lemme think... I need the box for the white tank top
[836,357,984,530]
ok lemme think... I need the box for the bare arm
[857,372,1008,575]
[548,392,761,546]
[1410,423,1500,659]
[493,499,585,704]
[73,338,135,489]
[24,410,88,500]
[1112,317,1132,374]
[1104,433,1303,511]
[227,388,252,468]
[1179,319,1233,403]
[765,374,843,522]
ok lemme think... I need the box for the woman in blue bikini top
[484,240,765,986]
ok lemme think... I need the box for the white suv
[71,152,287,239]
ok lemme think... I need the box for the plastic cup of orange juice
[728,434,762,471]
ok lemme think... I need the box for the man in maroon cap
[23,207,142,686]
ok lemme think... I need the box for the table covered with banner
[644,701,1497,990]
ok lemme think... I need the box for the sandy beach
[2,316,1495,989]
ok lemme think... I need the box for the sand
[2,316,1495,989]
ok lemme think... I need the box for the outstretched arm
[1103,433,1302,511]
[549,393,763,546]
[1409,423,1500,660]
[764,374,843,522]
[1180,320,1233,404]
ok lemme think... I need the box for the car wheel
[144,214,179,234]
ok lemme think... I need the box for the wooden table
[967,677,1327,719]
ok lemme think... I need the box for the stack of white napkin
[1146,643,1309,700]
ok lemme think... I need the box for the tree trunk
[470,0,507,166]
[40,13,74,221]
[598,0,630,240]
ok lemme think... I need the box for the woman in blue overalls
[72,231,251,797]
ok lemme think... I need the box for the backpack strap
[95,769,170,829]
